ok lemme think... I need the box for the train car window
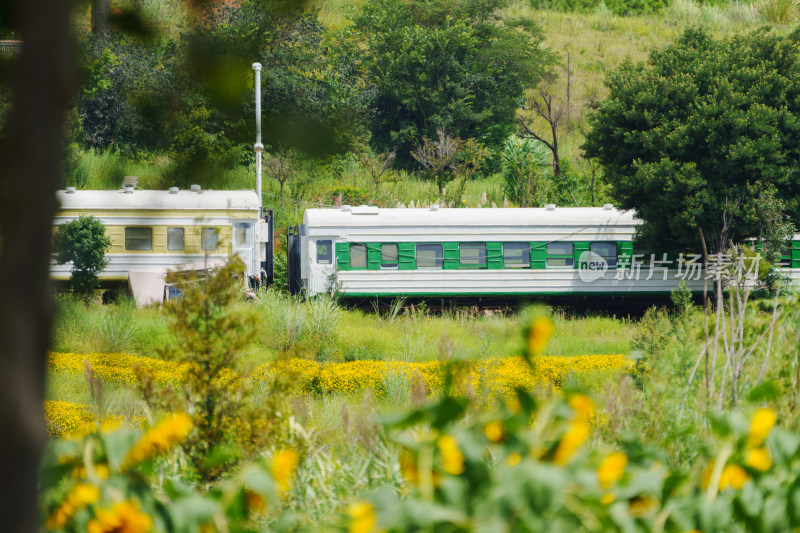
[317,240,332,264]
[416,244,443,268]
[350,244,367,268]
[590,242,618,268]
[167,228,185,251]
[381,243,398,268]
[546,242,573,267]
[503,243,530,267]
[460,243,487,268]
[234,223,253,247]
[201,228,219,252]
[125,227,152,251]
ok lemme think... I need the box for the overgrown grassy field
[51,291,632,363]
[43,283,800,530]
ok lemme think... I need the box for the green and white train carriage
[52,186,273,302]
[289,204,709,299]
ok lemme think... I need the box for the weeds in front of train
[44,254,800,530]
[42,284,800,532]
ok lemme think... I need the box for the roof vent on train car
[430,204,439,211]
[603,203,614,210]
[352,205,379,215]
[123,185,134,194]
[340,205,352,212]
[65,187,76,194]
[169,187,179,194]
[545,204,556,211]
[122,176,138,188]
[191,184,202,193]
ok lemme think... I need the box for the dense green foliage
[352,0,551,167]
[532,0,667,16]
[64,0,556,190]
[53,216,111,296]
[584,26,800,251]
[501,135,550,206]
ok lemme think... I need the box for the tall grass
[758,0,798,22]
[52,294,176,355]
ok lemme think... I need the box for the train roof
[55,188,260,211]
[304,206,640,228]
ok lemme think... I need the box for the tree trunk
[0,0,74,530]
[550,120,560,180]
[92,0,110,34]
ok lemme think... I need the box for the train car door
[233,220,256,277]
[288,226,302,294]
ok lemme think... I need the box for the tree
[353,0,552,166]
[519,72,566,180]
[583,26,800,252]
[264,148,293,207]
[412,129,463,194]
[91,0,110,34]
[449,138,489,205]
[358,148,396,196]
[0,0,74,530]
[53,216,112,297]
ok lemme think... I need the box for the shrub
[328,185,369,206]
[501,135,549,207]
[53,216,111,298]
[137,258,294,484]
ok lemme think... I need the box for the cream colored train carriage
[51,185,273,304]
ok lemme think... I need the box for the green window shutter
[487,243,503,269]
[398,242,416,270]
[531,242,546,270]
[443,242,459,270]
[618,241,633,262]
[573,242,590,269]
[792,241,800,268]
[366,243,381,270]
[336,242,350,270]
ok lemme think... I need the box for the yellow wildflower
[400,450,418,485]
[483,421,504,443]
[46,352,635,405]
[74,463,110,480]
[506,452,522,467]
[628,495,659,517]
[347,501,380,533]
[553,419,590,465]
[72,483,101,506]
[127,413,192,464]
[600,492,615,505]
[271,449,300,493]
[719,464,748,490]
[505,396,521,415]
[45,482,100,529]
[748,408,776,447]
[569,394,595,422]
[87,500,153,533]
[745,447,772,472]
[597,452,628,489]
[527,316,554,355]
[437,435,465,475]
[245,490,267,514]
